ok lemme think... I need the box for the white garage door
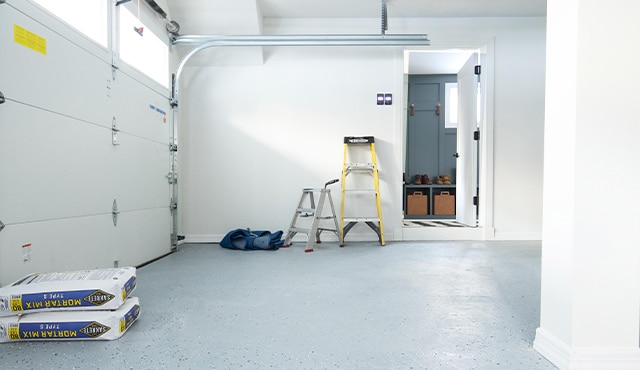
[0,1,173,286]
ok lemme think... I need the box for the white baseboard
[399,226,541,242]
[182,230,395,245]
[534,327,640,369]
[534,327,571,369]
[493,231,542,241]
[401,226,485,241]
[183,229,540,244]
[182,234,220,244]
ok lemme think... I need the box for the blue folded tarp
[220,228,284,251]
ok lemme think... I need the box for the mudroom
[404,74,458,220]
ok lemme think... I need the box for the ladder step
[346,168,374,173]
[317,215,337,220]
[290,227,311,234]
[346,163,374,168]
[297,207,317,214]
[302,188,323,192]
[344,136,375,144]
[343,217,380,223]
[343,189,377,193]
[317,227,338,232]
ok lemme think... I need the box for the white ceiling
[164,0,546,73]
[407,50,476,75]
[165,0,547,34]
[257,0,547,18]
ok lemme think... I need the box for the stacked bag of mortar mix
[0,267,139,342]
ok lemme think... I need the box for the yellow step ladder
[340,136,385,246]
[283,179,340,252]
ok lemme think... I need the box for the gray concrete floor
[0,241,557,369]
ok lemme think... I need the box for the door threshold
[403,219,470,228]
[401,224,484,241]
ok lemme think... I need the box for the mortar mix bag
[0,267,136,316]
[0,297,140,342]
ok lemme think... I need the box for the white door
[455,53,479,226]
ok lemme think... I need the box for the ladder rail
[370,141,385,245]
[340,143,348,245]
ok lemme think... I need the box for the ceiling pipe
[171,34,429,47]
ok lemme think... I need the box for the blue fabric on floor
[220,229,284,250]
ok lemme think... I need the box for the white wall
[535,1,640,368]
[177,16,546,242]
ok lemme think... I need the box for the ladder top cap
[344,136,375,144]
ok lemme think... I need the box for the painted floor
[0,241,557,369]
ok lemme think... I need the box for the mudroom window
[444,82,458,128]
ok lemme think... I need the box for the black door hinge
[473,130,480,141]
[473,196,479,206]
[0,91,5,105]
[474,65,481,75]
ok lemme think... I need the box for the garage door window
[32,0,108,47]
[119,7,169,88]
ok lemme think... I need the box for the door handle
[453,153,460,158]
[436,103,441,116]
[409,104,414,116]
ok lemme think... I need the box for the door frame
[399,39,495,240]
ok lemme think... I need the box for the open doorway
[400,46,494,239]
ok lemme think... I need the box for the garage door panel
[0,209,172,287]
[112,134,171,211]
[110,73,172,144]
[0,103,171,223]
[113,208,172,267]
[0,215,115,286]
[0,101,116,224]
[0,5,112,126]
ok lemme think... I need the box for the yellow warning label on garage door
[14,24,47,55]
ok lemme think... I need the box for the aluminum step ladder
[283,179,340,252]
[340,136,385,246]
